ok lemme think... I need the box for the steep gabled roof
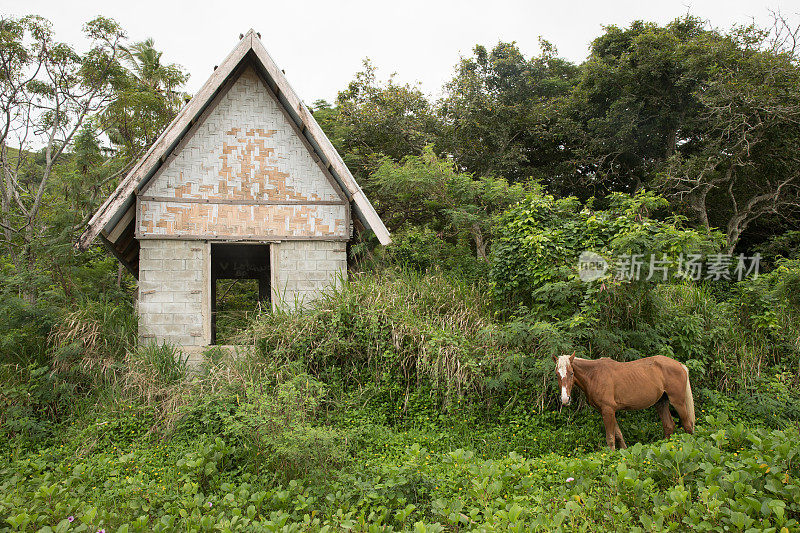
[77,29,390,272]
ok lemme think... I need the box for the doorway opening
[211,243,270,345]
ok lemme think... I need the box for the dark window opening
[211,243,270,345]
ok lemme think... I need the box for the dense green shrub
[489,189,725,367]
[488,188,799,395]
[490,188,721,310]
[659,258,800,390]
[171,358,350,484]
[0,364,77,446]
[0,297,54,365]
[246,268,520,409]
[381,224,488,281]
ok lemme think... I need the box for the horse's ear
[569,352,576,363]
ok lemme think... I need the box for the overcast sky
[5,0,798,104]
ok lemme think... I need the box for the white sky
[3,0,797,104]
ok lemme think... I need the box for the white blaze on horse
[553,353,695,449]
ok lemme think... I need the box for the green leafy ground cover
[0,384,797,532]
[2,267,799,532]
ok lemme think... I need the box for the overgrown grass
[245,269,515,409]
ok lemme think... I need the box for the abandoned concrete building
[77,30,390,348]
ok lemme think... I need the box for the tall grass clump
[49,299,137,387]
[246,268,519,408]
[716,259,800,392]
[116,342,191,422]
[653,259,800,391]
[653,283,728,383]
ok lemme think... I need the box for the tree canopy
[313,15,800,256]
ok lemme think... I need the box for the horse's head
[552,352,576,405]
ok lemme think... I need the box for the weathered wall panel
[139,201,346,239]
[138,240,209,346]
[273,241,347,310]
[137,67,347,239]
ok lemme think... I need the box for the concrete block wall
[137,239,346,347]
[273,241,347,310]
[138,240,209,346]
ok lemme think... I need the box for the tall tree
[370,146,527,259]
[316,60,441,182]
[0,17,189,303]
[566,15,800,252]
[439,40,580,183]
[566,18,710,194]
[0,15,126,292]
[101,37,188,161]
[661,16,800,252]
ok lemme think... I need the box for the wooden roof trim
[106,204,135,242]
[99,233,137,277]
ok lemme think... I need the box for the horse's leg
[601,408,618,450]
[614,422,627,449]
[656,396,675,438]
[666,383,695,435]
[670,399,694,434]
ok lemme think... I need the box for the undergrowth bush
[0,297,54,365]
[176,360,350,484]
[1,265,798,531]
[246,268,521,409]
[381,224,489,281]
[489,187,800,393]
[0,364,76,446]
[0,216,797,531]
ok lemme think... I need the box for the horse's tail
[682,364,696,431]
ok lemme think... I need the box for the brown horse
[553,353,695,449]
